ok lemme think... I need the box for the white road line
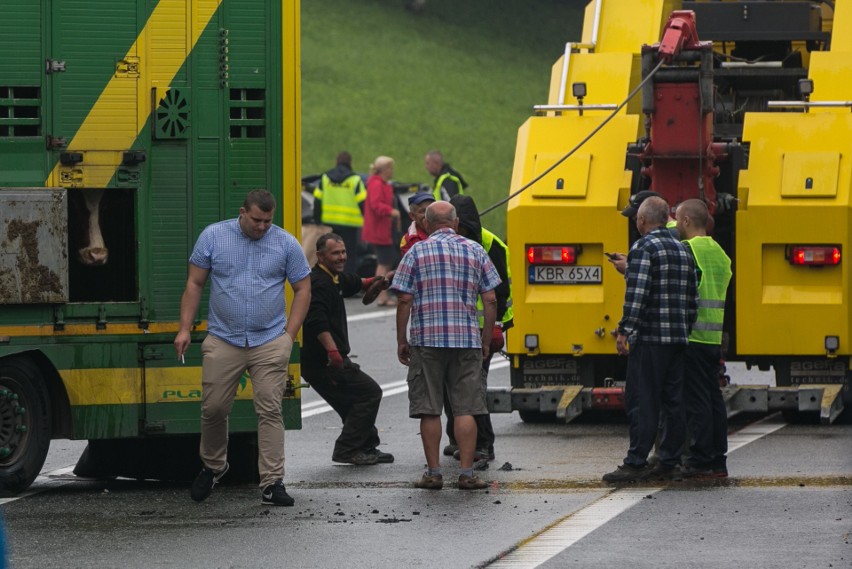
[301,380,409,418]
[347,309,395,322]
[489,488,657,568]
[0,466,76,505]
[485,413,788,568]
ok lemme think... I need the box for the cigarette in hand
[181,354,185,364]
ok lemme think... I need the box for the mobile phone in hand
[604,252,618,260]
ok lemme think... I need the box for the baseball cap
[621,190,663,218]
[408,192,436,206]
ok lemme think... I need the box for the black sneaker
[261,480,295,506]
[442,443,458,457]
[602,464,651,483]
[367,449,395,463]
[190,463,229,502]
[648,463,683,481]
[332,451,379,465]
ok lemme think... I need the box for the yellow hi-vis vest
[477,228,513,328]
[314,174,366,227]
[685,236,731,345]
[433,172,465,201]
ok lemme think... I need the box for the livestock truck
[0,0,303,492]
[493,0,848,424]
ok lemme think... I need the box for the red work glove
[489,325,504,353]
[327,349,344,369]
[360,276,382,291]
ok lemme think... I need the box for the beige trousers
[199,333,293,488]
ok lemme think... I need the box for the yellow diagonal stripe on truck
[44,0,222,187]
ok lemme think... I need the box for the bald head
[675,198,711,239]
[424,201,458,234]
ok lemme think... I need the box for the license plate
[528,265,602,284]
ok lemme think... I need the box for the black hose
[479,58,666,218]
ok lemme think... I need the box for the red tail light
[787,246,841,266]
[527,246,578,265]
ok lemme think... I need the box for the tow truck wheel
[0,357,51,495]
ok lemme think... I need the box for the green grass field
[301,0,586,238]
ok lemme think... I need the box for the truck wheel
[518,411,557,424]
[0,357,51,494]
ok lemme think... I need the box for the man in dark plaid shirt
[604,196,698,483]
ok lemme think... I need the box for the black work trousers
[444,353,494,452]
[624,343,686,468]
[683,342,728,468]
[302,361,382,458]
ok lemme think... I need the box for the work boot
[680,463,714,479]
[602,464,651,483]
[367,448,395,463]
[442,443,458,457]
[332,451,379,465]
[648,463,683,481]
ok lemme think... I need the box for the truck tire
[0,357,51,494]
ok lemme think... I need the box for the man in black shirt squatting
[301,233,395,465]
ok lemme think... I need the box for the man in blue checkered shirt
[175,189,311,506]
[603,196,698,483]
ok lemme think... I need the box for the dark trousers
[683,343,728,467]
[624,344,686,468]
[444,354,494,452]
[302,361,382,458]
[329,225,361,274]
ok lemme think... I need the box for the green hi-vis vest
[477,228,514,328]
[433,172,465,201]
[685,236,732,345]
[314,174,366,227]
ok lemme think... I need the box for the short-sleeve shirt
[189,218,310,348]
[391,227,501,348]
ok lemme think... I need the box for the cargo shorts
[407,345,487,418]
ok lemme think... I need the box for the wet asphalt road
[4,298,851,568]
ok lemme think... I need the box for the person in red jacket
[363,156,401,306]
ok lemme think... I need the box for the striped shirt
[618,226,698,345]
[392,228,501,348]
[189,218,311,348]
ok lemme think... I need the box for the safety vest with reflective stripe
[685,236,731,345]
[432,172,464,201]
[477,228,513,328]
[314,174,366,227]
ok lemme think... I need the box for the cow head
[69,189,109,266]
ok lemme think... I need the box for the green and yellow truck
[0,0,302,493]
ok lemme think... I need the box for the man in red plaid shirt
[392,201,501,491]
